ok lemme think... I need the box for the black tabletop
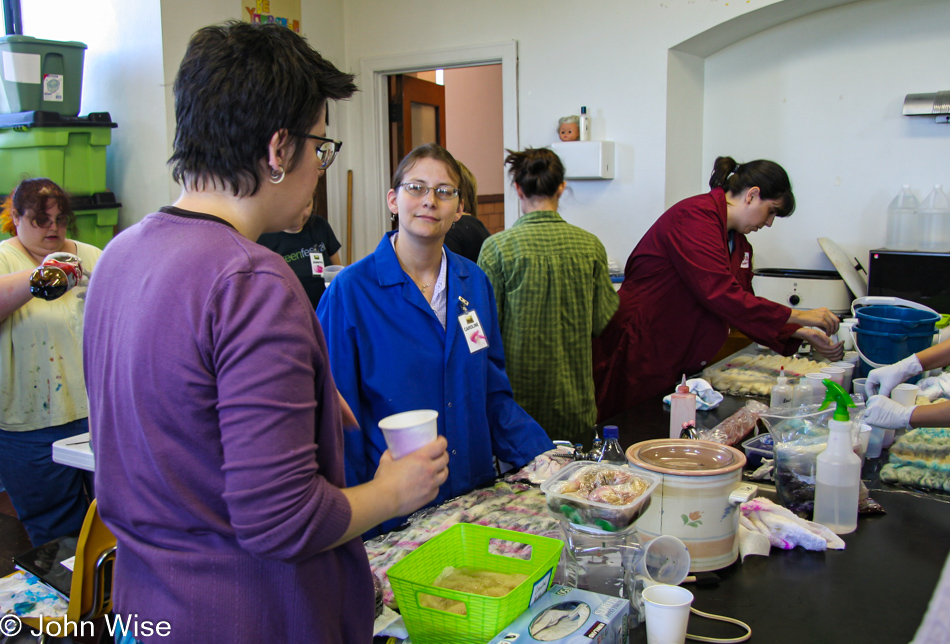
[599,393,950,644]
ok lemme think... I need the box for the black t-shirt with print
[257,216,341,310]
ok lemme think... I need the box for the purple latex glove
[864,395,914,430]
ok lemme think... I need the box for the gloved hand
[864,394,915,430]
[917,372,950,402]
[30,252,85,301]
[865,354,922,397]
[74,269,92,301]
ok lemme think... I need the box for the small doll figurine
[558,115,580,142]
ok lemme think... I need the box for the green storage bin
[0,112,115,196]
[0,36,86,115]
[72,193,121,249]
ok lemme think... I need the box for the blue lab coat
[317,233,553,534]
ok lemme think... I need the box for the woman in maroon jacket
[593,156,842,421]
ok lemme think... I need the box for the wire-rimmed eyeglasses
[291,132,343,170]
[397,182,461,201]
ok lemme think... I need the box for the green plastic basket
[387,524,563,644]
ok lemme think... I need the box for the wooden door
[388,74,447,185]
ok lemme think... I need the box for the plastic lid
[581,106,587,114]
[776,367,788,384]
[0,111,116,129]
[603,425,619,440]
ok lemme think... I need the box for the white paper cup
[891,383,920,407]
[882,428,897,449]
[858,424,871,464]
[831,361,855,393]
[634,536,691,586]
[643,584,693,644]
[866,426,884,458]
[820,366,845,386]
[852,377,868,399]
[323,264,344,283]
[837,321,856,351]
[805,372,829,403]
[378,410,438,459]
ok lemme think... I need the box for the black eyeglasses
[291,132,343,170]
[28,213,70,229]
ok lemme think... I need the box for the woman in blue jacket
[318,144,553,535]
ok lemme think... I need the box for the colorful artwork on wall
[242,0,302,33]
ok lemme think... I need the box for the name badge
[740,251,751,269]
[458,311,489,353]
[310,252,325,276]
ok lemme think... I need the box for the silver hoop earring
[269,165,285,184]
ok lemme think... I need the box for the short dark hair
[708,156,795,217]
[505,147,565,199]
[169,21,357,197]
[0,178,74,237]
[391,143,462,190]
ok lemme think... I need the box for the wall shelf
[550,141,615,180]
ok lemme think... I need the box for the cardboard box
[488,585,629,644]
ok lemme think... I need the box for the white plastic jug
[917,184,950,252]
[885,185,919,250]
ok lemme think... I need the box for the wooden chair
[20,498,117,643]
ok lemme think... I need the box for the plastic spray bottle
[769,368,793,409]
[669,375,697,440]
[814,379,860,534]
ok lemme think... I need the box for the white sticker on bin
[2,51,41,84]
[530,569,552,605]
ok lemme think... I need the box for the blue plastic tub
[855,305,940,334]
[854,327,935,378]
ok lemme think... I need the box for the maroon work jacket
[592,188,801,421]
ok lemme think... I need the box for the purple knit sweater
[83,210,373,643]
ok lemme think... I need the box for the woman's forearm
[910,400,950,429]
[0,269,35,322]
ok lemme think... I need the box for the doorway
[354,41,519,261]
[388,65,506,235]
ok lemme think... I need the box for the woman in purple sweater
[82,22,448,643]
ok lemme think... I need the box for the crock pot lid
[636,441,737,472]
[818,237,868,298]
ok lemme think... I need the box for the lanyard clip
[458,296,469,312]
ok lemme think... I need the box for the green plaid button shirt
[478,211,619,443]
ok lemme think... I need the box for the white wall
[703,0,950,272]
[336,0,792,261]
[338,0,948,265]
[19,1,168,229]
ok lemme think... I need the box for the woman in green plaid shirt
[478,148,619,445]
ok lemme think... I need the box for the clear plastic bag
[695,400,769,446]
[758,402,866,515]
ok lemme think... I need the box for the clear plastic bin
[540,461,659,532]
